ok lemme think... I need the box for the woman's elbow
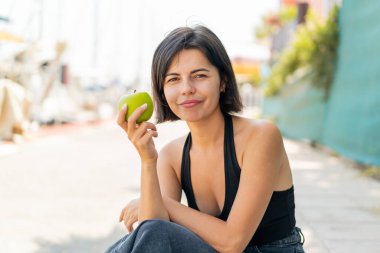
[219,234,246,253]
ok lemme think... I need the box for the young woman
[106,25,305,253]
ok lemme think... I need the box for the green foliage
[360,166,380,181]
[248,71,262,87]
[279,6,298,23]
[265,5,340,98]
[255,20,277,40]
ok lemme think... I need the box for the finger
[125,215,137,231]
[134,130,158,149]
[119,208,125,222]
[142,122,157,131]
[120,121,129,133]
[123,210,130,223]
[140,130,159,142]
[132,122,157,140]
[134,131,158,150]
[124,218,131,231]
[117,104,128,126]
[127,104,147,130]
[126,220,136,233]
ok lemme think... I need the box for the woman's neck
[186,110,225,150]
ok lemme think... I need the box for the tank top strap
[224,113,241,179]
[180,133,199,210]
[219,113,241,220]
[180,113,242,220]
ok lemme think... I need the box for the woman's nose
[180,79,195,94]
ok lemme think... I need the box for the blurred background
[1,0,380,253]
[3,0,379,168]
[0,0,279,131]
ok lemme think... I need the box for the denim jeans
[105,219,217,253]
[105,219,305,253]
[244,227,305,253]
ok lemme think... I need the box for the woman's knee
[139,219,173,231]
[129,220,174,252]
[132,220,216,253]
[135,219,173,239]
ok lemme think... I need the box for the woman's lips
[179,100,202,108]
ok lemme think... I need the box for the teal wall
[263,68,326,142]
[263,0,380,166]
[321,0,380,165]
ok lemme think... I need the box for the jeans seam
[254,246,263,253]
[296,227,305,245]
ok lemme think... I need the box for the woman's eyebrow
[165,73,180,77]
[191,68,210,74]
[165,68,209,77]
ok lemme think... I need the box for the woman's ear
[220,81,226,93]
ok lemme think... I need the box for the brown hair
[151,25,242,123]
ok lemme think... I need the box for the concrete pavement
[1,118,380,253]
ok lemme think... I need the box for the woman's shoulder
[158,134,188,172]
[160,135,188,155]
[233,116,282,140]
[233,116,286,176]
[232,116,284,152]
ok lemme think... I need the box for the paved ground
[1,117,380,253]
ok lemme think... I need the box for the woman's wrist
[141,159,157,169]
[162,196,172,219]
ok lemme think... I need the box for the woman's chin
[176,112,203,122]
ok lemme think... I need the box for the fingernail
[122,104,127,110]
[141,103,147,109]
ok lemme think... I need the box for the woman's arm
[139,160,169,222]
[119,138,184,231]
[162,122,285,253]
[117,104,169,222]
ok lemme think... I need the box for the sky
[0,0,280,85]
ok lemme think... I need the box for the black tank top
[180,113,296,246]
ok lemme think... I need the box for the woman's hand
[117,104,158,164]
[119,198,140,232]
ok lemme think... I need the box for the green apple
[117,91,154,123]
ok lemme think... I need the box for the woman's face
[163,49,223,122]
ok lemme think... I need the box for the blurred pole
[57,0,62,40]
[113,0,123,81]
[297,2,309,25]
[93,0,100,69]
[38,0,44,40]
[134,0,143,85]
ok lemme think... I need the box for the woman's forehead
[166,49,214,72]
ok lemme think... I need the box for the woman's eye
[167,77,179,83]
[194,74,206,79]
